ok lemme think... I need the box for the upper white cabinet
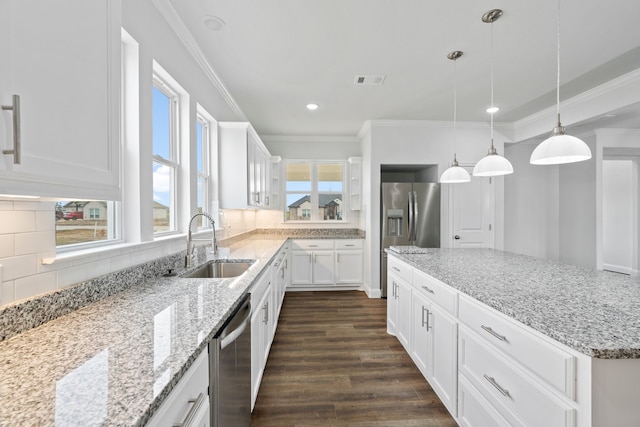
[347,157,362,211]
[219,122,274,209]
[0,0,121,200]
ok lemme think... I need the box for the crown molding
[151,0,246,121]
[261,135,359,144]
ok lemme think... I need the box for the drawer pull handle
[345,244,355,247]
[421,285,434,294]
[422,306,431,330]
[173,392,205,427]
[392,266,400,272]
[481,325,507,342]
[483,374,511,398]
[308,244,318,247]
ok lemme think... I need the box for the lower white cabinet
[250,271,273,410]
[290,239,363,288]
[147,349,210,427]
[458,374,510,427]
[411,288,458,416]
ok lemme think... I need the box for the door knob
[454,235,460,240]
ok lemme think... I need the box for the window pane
[285,163,311,191]
[318,163,343,191]
[152,86,171,159]
[197,176,206,228]
[153,161,173,233]
[286,194,311,221]
[56,201,115,246]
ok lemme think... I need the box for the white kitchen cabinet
[347,157,362,210]
[269,156,281,209]
[335,240,363,284]
[458,374,510,427]
[386,267,411,350]
[290,240,335,286]
[218,122,273,209]
[0,0,121,200]
[147,349,210,427]
[250,271,273,410]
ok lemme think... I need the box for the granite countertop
[0,232,364,426]
[387,247,640,359]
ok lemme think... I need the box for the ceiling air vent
[354,75,386,85]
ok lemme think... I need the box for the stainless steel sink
[183,260,254,279]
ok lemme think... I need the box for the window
[285,161,345,222]
[152,79,178,234]
[195,106,215,229]
[55,201,116,247]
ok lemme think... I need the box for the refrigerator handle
[413,190,419,242]
[407,191,413,242]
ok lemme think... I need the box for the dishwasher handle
[219,300,251,350]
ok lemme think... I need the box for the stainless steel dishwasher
[209,295,251,427]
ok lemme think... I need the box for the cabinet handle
[392,266,400,273]
[173,392,205,427]
[263,302,269,324]
[280,268,284,278]
[421,306,430,330]
[483,374,511,398]
[345,244,355,247]
[314,253,317,263]
[2,94,21,164]
[421,285,434,294]
[481,325,507,342]
[284,259,287,269]
[308,254,312,263]
[337,253,340,263]
[308,244,318,248]
[394,282,399,300]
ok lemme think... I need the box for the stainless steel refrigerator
[381,182,440,297]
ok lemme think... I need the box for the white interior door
[450,167,495,248]
[603,159,634,274]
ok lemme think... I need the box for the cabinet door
[411,291,433,379]
[396,278,412,351]
[0,0,121,200]
[312,251,334,285]
[247,134,257,206]
[290,250,313,285]
[335,250,363,284]
[387,273,400,334]
[430,304,458,416]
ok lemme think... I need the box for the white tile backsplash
[0,211,37,234]
[15,231,54,256]
[1,254,38,281]
[0,235,15,258]
[14,272,56,301]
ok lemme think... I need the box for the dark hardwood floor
[250,291,458,427]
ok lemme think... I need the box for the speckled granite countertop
[387,248,640,359]
[0,232,360,426]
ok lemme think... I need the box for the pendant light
[530,0,591,165]
[473,9,514,178]
[440,51,471,184]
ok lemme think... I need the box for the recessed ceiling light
[486,106,500,114]
[203,15,225,31]
[306,104,319,110]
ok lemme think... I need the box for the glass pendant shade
[473,146,514,177]
[530,121,592,165]
[440,158,471,183]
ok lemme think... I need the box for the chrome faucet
[185,212,217,268]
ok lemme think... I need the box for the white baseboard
[603,263,633,275]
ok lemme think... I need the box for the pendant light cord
[490,20,495,149]
[453,58,458,161]
[555,0,561,124]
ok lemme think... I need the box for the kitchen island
[387,247,640,427]
[0,231,362,426]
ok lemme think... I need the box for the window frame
[151,75,180,235]
[195,105,216,230]
[284,160,347,223]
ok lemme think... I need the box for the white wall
[361,120,509,298]
[504,141,559,259]
[603,160,633,274]
[263,136,360,160]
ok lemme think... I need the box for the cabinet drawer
[147,349,210,427]
[387,256,412,284]
[458,374,510,427]
[335,239,363,250]
[459,329,575,427]
[291,239,334,250]
[459,296,576,400]
[412,269,457,315]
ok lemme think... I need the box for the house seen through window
[55,201,116,247]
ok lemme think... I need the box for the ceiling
[168,0,640,138]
